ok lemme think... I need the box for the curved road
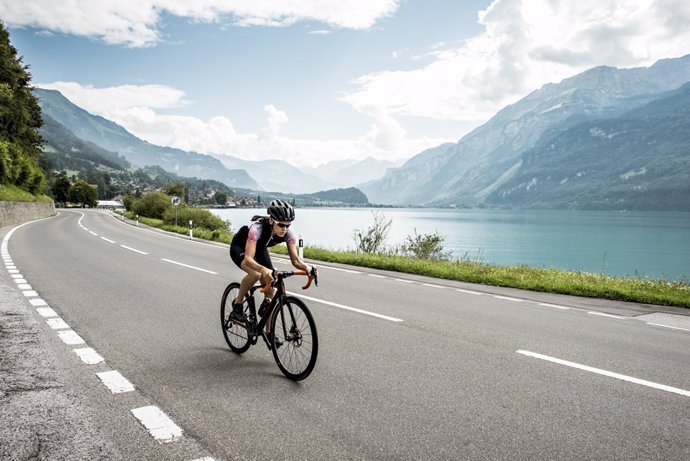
[3,209,690,460]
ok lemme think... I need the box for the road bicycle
[220,269,319,381]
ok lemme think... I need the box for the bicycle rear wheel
[220,282,251,353]
[270,296,318,381]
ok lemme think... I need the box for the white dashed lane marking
[74,347,105,364]
[161,258,218,275]
[46,317,70,330]
[57,330,86,345]
[131,405,183,443]
[97,370,136,394]
[121,245,148,255]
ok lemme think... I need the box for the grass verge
[125,212,690,309]
[0,184,53,202]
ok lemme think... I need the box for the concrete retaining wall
[0,201,56,228]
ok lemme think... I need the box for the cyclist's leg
[230,245,260,305]
[253,249,276,332]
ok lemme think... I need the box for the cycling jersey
[230,217,297,270]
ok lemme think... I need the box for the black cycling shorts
[229,244,273,271]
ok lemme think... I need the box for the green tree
[68,180,97,208]
[51,174,71,205]
[0,21,46,193]
[215,191,228,205]
[163,182,186,200]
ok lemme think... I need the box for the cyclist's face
[272,219,290,236]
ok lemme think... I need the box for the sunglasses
[275,221,291,229]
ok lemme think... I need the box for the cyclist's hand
[261,268,274,286]
[310,266,319,287]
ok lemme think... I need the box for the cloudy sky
[3,0,690,167]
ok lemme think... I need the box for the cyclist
[229,199,314,330]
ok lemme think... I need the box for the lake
[210,207,690,280]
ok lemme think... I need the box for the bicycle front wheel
[220,282,251,353]
[270,296,318,381]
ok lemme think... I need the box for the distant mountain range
[360,55,690,210]
[35,55,690,210]
[34,88,398,195]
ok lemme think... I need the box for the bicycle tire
[220,282,251,353]
[270,296,318,381]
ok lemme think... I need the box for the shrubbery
[126,190,228,231]
[131,191,170,219]
[353,211,452,261]
[163,206,227,230]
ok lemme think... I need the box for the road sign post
[171,196,180,226]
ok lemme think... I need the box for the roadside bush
[401,229,451,260]
[354,211,391,254]
[131,191,171,219]
[163,206,228,231]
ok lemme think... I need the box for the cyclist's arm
[242,239,273,281]
[286,241,312,274]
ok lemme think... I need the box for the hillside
[484,83,690,210]
[38,112,371,206]
[38,114,235,201]
[34,88,260,190]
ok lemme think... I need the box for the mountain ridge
[361,54,690,209]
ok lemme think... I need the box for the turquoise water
[211,208,690,280]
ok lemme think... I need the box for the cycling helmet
[267,199,295,222]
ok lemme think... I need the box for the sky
[2,0,690,168]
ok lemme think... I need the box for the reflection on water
[212,207,690,280]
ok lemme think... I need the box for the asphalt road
[2,209,690,460]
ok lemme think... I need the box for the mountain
[34,88,259,190]
[38,109,372,206]
[39,113,131,172]
[38,113,237,200]
[34,88,394,193]
[484,82,690,210]
[217,155,332,194]
[305,157,403,189]
[361,55,690,209]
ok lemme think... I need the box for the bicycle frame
[245,269,314,349]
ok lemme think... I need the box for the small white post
[298,234,304,259]
[189,220,193,240]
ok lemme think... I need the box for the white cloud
[340,0,690,123]
[260,105,288,141]
[37,82,436,167]
[28,0,690,170]
[0,0,399,47]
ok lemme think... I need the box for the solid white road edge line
[646,322,690,332]
[517,350,690,397]
[587,311,625,319]
[494,295,524,302]
[288,291,403,322]
[161,258,218,275]
[538,302,570,310]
